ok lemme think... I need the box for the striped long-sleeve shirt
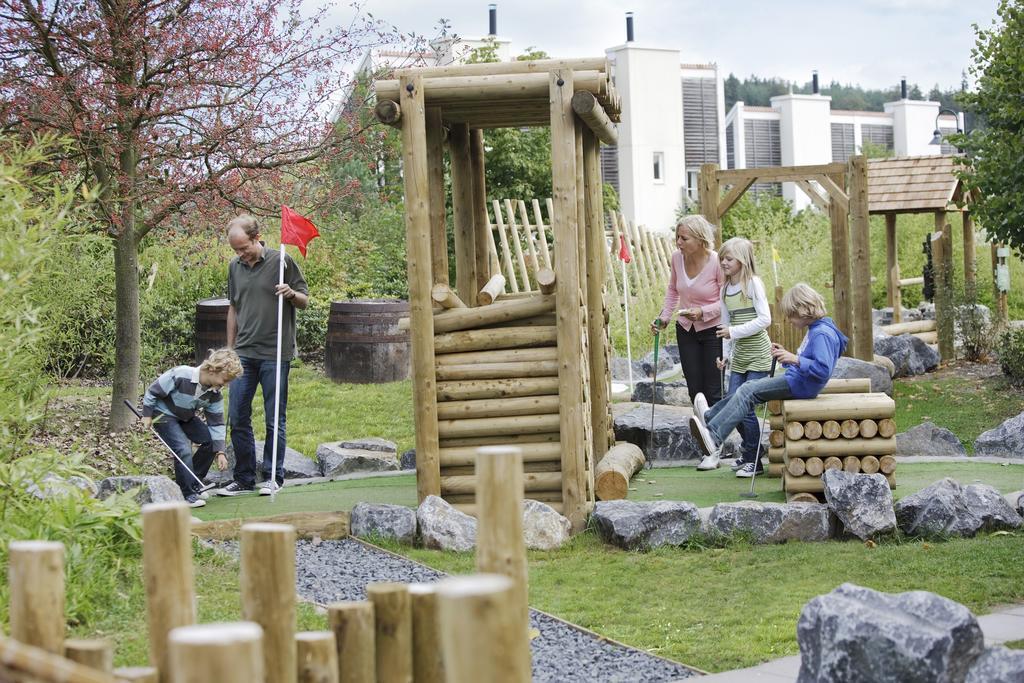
[142,366,227,451]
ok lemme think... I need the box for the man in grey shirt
[216,214,309,496]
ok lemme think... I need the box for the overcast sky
[330,0,999,91]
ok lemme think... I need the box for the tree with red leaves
[0,0,400,429]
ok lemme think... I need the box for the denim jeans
[229,356,290,487]
[706,369,770,463]
[153,416,215,497]
[676,323,723,406]
[707,375,792,446]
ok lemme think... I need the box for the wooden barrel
[195,297,230,365]
[326,300,411,383]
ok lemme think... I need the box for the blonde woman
[651,215,725,411]
[142,348,244,507]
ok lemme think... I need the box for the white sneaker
[689,414,720,456]
[259,481,281,496]
[696,454,720,470]
[198,489,211,500]
[693,393,709,427]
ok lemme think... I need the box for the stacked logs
[766,379,897,503]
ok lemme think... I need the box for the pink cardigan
[659,250,724,332]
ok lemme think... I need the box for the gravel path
[218,538,698,681]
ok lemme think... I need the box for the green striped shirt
[724,286,772,372]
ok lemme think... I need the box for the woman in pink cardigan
[651,214,725,412]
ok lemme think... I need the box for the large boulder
[350,502,417,544]
[612,402,741,465]
[609,356,646,383]
[26,474,97,500]
[210,443,320,484]
[97,476,183,504]
[399,449,416,471]
[821,470,897,540]
[416,495,476,552]
[333,437,397,454]
[965,646,1024,683]
[830,356,893,395]
[640,347,675,377]
[521,499,571,550]
[974,412,1024,459]
[797,583,984,683]
[873,307,921,327]
[630,379,691,407]
[707,502,834,544]
[316,442,399,477]
[873,333,940,377]
[896,422,967,457]
[591,500,701,550]
[895,478,1023,538]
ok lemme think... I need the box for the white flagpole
[270,242,285,501]
[622,258,633,389]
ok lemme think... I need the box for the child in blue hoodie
[690,283,848,468]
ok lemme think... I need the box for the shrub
[996,327,1024,385]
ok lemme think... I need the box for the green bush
[996,327,1024,385]
[325,202,409,300]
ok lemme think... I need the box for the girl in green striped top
[715,238,773,477]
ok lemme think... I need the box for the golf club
[646,320,663,469]
[739,356,778,499]
[123,400,218,493]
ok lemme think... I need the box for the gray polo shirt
[228,245,309,361]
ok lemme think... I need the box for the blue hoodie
[784,317,849,399]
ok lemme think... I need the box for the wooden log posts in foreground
[8,540,65,656]
[295,632,339,683]
[241,523,297,683]
[595,443,646,500]
[0,636,118,683]
[409,584,445,683]
[167,622,264,683]
[327,601,375,683]
[366,583,412,683]
[64,638,114,674]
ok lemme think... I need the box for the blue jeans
[707,369,769,463]
[153,416,215,497]
[707,375,793,447]
[229,356,290,487]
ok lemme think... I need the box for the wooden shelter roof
[868,155,968,214]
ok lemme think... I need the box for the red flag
[617,234,632,263]
[281,205,319,257]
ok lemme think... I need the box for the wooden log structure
[822,420,842,440]
[571,91,617,145]
[436,376,560,401]
[167,623,264,683]
[786,437,896,457]
[64,639,113,674]
[843,456,861,474]
[786,457,807,477]
[804,456,825,477]
[240,523,297,683]
[859,419,879,439]
[0,636,118,683]
[8,540,65,655]
[781,393,895,422]
[366,583,412,683]
[803,420,823,440]
[594,443,646,500]
[327,602,375,683]
[114,667,159,682]
[824,456,843,471]
[861,455,881,474]
[769,430,785,448]
[786,492,821,504]
[432,284,467,309]
[434,326,557,354]
[295,632,339,683]
[879,319,936,336]
[840,419,860,439]
[408,584,444,683]
[878,455,897,475]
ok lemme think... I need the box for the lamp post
[929,108,963,147]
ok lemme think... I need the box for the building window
[653,152,664,183]
[686,169,699,202]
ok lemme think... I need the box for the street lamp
[929,108,963,146]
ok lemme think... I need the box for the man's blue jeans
[706,375,793,447]
[707,369,769,462]
[229,356,290,487]
[153,416,215,497]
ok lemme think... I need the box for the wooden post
[65,639,114,673]
[296,632,339,683]
[241,523,297,683]
[885,213,901,323]
[698,163,721,246]
[550,68,587,530]
[449,124,477,305]
[503,200,533,289]
[583,128,611,466]
[492,199,521,293]
[167,622,263,683]
[848,156,873,361]
[0,636,116,683]
[408,584,444,683]
[327,602,375,683]
[435,575,531,683]
[8,540,65,656]
[115,666,160,682]
[142,503,195,683]
[402,75,442,501]
[963,211,976,303]
[366,583,412,683]
[829,169,853,355]
[575,126,589,294]
[8,540,65,655]
[426,106,448,286]
[510,199,540,281]
[470,130,492,291]
[531,199,552,269]
[933,213,954,360]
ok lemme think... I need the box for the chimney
[488,4,497,36]
[900,77,908,99]
[812,70,819,94]
[626,12,634,42]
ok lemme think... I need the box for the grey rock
[334,437,397,454]
[640,348,675,377]
[591,500,701,550]
[400,449,416,471]
[609,356,646,383]
[212,442,319,484]
[896,422,968,457]
[522,499,571,550]
[830,356,893,395]
[965,646,1024,683]
[350,502,417,544]
[797,583,984,683]
[707,502,834,544]
[612,402,741,464]
[97,476,183,504]
[873,333,941,377]
[873,307,920,327]
[26,474,97,500]
[918,301,936,320]
[416,495,476,552]
[974,411,1024,459]
[316,442,399,477]
[895,478,1023,538]
[630,379,691,407]
[661,344,680,365]
[822,470,897,540]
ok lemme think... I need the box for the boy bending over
[690,283,848,465]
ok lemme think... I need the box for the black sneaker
[215,481,255,497]
[730,458,747,471]
[185,493,206,508]
[735,462,765,478]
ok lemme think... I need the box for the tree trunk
[109,224,141,431]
